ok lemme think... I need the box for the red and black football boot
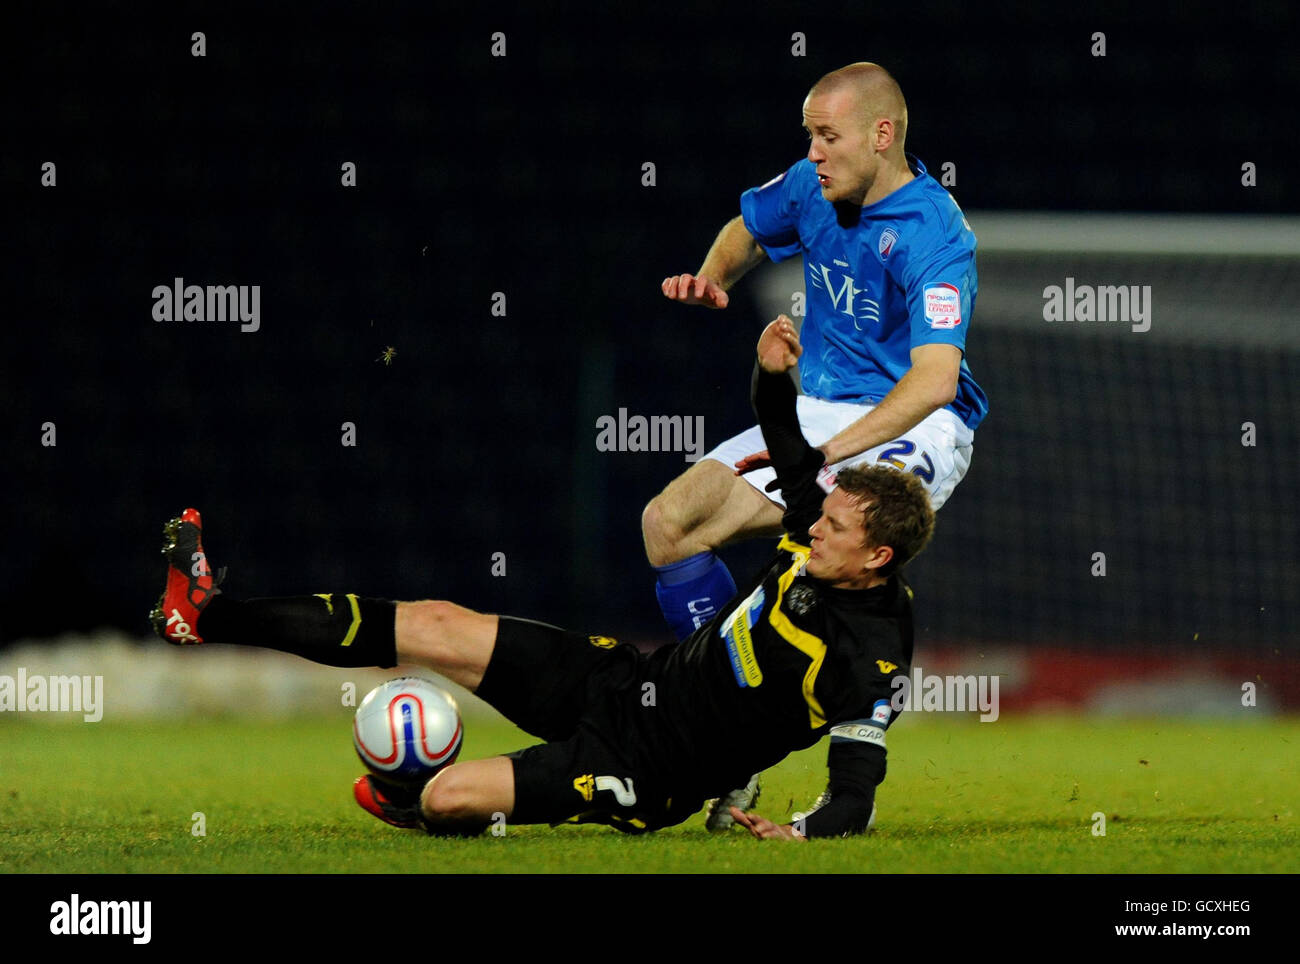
[150,508,221,644]
[353,775,428,830]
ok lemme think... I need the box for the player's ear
[862,543,894,572]
[874,117,895,152]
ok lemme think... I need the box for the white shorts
[703,396,975,510]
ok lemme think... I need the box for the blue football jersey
[740,156,988,430]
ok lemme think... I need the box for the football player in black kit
[151,316,934,840]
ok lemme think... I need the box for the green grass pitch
[2,713,1296,874]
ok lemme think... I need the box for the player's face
[806,488,890,589]
[802,89,880,206]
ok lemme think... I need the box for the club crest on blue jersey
[878,227,899,258]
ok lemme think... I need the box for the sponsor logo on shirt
[720,585,766,688]
[923,282,962,329]
[809,263,881,327]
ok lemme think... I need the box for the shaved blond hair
[809,62,908,148]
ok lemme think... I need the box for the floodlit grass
[2,714,1295,873]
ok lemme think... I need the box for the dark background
[3,0,1297,649]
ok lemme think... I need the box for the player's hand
[733,450,772,476]
[661,273,729,309]
[729,807,806,841]
[757,315,802,373]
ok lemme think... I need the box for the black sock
[200,593,398,668]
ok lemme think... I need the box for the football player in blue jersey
[644,62,988,827]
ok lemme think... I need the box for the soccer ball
[353,677,463,787]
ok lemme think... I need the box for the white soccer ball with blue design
[353,677,463,787]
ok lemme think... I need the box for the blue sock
[653,551,737,642]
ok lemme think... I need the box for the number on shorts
[878,440,935,484]
[595,775,638,807]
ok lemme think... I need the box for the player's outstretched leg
[146,511,555,837]
[150,508,222,644]
[149,507,402,667]
[148,512,517,693]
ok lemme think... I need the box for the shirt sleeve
[738,162,807,264]
[896,200,978,354]
[751,364,827,540]
[799,730,887,839]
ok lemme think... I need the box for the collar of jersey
[779,534,901,608]
[854,153,929,220]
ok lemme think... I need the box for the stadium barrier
[1,633,1294,720]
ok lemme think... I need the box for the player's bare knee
[421,599,475,627]
[397,600,470,660]
[642,495,689,566]
[420,764,478,821]
[644,463,727,562]
[418,767,497,837]
[430,597,487,628]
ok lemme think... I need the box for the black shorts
[475,616,703,833]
